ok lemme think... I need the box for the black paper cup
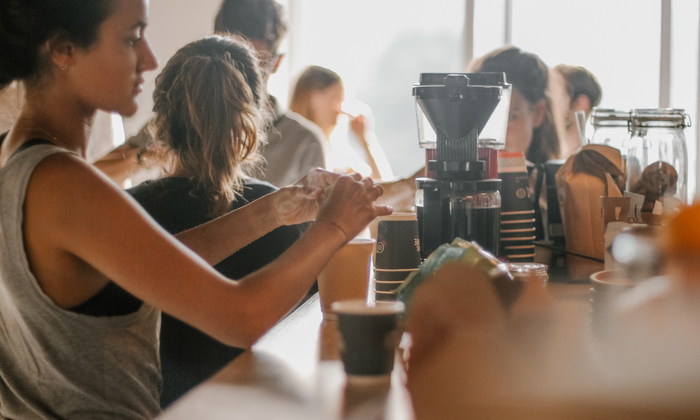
[500,219,536,231]
[375,213,421,270]
[373,290,397,301]
[499,172,533,213]
[332,300,404,377]
[501,210,536,222]
[374,281,404,293]
[504,244,536,253]
[500,227,536,238]
[374,269,417,282]
[500,235,536,243]
[506,255,536,263]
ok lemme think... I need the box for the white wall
[124,0,222,137]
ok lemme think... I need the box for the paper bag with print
[555,145,625,280]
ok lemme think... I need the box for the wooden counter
[157,294,414,420]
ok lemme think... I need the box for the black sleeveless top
[1,132,143,317]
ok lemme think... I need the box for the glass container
[625,108,690,212]
[589,108,632,154]
[504,262,549,285]
[448,182,501,256]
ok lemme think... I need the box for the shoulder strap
[12,138,55,159]
[0,132,55,161]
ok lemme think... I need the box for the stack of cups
[498,151,536,263]
[373,213,421,302]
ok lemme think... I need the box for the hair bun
[0,0,47,89]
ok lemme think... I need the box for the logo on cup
[414,236,420,251]
[377,241,386,253]
[516,187,528,199]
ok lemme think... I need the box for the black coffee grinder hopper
[413,73,505,258]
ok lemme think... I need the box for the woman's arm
[349,115,384,181]
[24,154,389,349]
[173,168,339,266]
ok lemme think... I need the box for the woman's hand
[271,168,341,226]
[316,173,393,241]
[349,114,367,142]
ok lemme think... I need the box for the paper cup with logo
[375,213,421,270]
[317,238,375,320]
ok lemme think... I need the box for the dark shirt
[127,177,307,408]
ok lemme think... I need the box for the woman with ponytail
[0,0,390,417]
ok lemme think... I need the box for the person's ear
[572,94,591,115]
[532,98,546,128]
[270,53,284,74]
[45,33,76,71]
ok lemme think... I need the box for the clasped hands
[271,168,392,241]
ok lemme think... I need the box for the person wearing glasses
[95,0,328,189]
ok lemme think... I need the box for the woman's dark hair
[288,65,342,123]
[470,46,560,164]
[553,64,602,110]
[151,35,267,217]
[0,0,114,90]
[214,0,287,55]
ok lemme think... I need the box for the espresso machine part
[413,73,505,258]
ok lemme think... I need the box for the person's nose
[139,37,159,73]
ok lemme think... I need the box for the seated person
[468,46,560,165]
[549,64,602,159]
[94,0,328,189]
[468,46,561,240]
[289,65,393,181]
[0,0,390,412]
[127,35,310,407]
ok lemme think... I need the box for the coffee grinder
[413,73,507,259]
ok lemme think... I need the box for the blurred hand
[348,114,367,143]
[316,173,393,241]
[271,168,341,226]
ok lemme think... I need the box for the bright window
[287,0,699,197]
[282,0,465,179]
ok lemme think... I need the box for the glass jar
[625,108,690,212]
[448,180,501,257]
[504,263,549,285]
[589,108,632,154]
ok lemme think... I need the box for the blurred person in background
[0,0,391,416]
[290,65,393,181]
[550,64,602,159]
[468,46,560,165]
[95,0,328,188]
[127,35,311,407]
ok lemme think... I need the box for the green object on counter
[395,238,507,312]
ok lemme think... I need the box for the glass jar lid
[590,108,631,126]
[504,262,548,275]
[630,108,691,128]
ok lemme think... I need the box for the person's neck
[165,156,191,178]
[10,82,96,158]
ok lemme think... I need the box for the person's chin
[116,99,139,117]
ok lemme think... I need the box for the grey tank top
[0,144,162,419]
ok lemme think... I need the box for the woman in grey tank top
[0,0,392,418]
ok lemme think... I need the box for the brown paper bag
[555,145,625,280]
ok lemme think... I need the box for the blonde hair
[152,35,268,217]
[289,65,341,123]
